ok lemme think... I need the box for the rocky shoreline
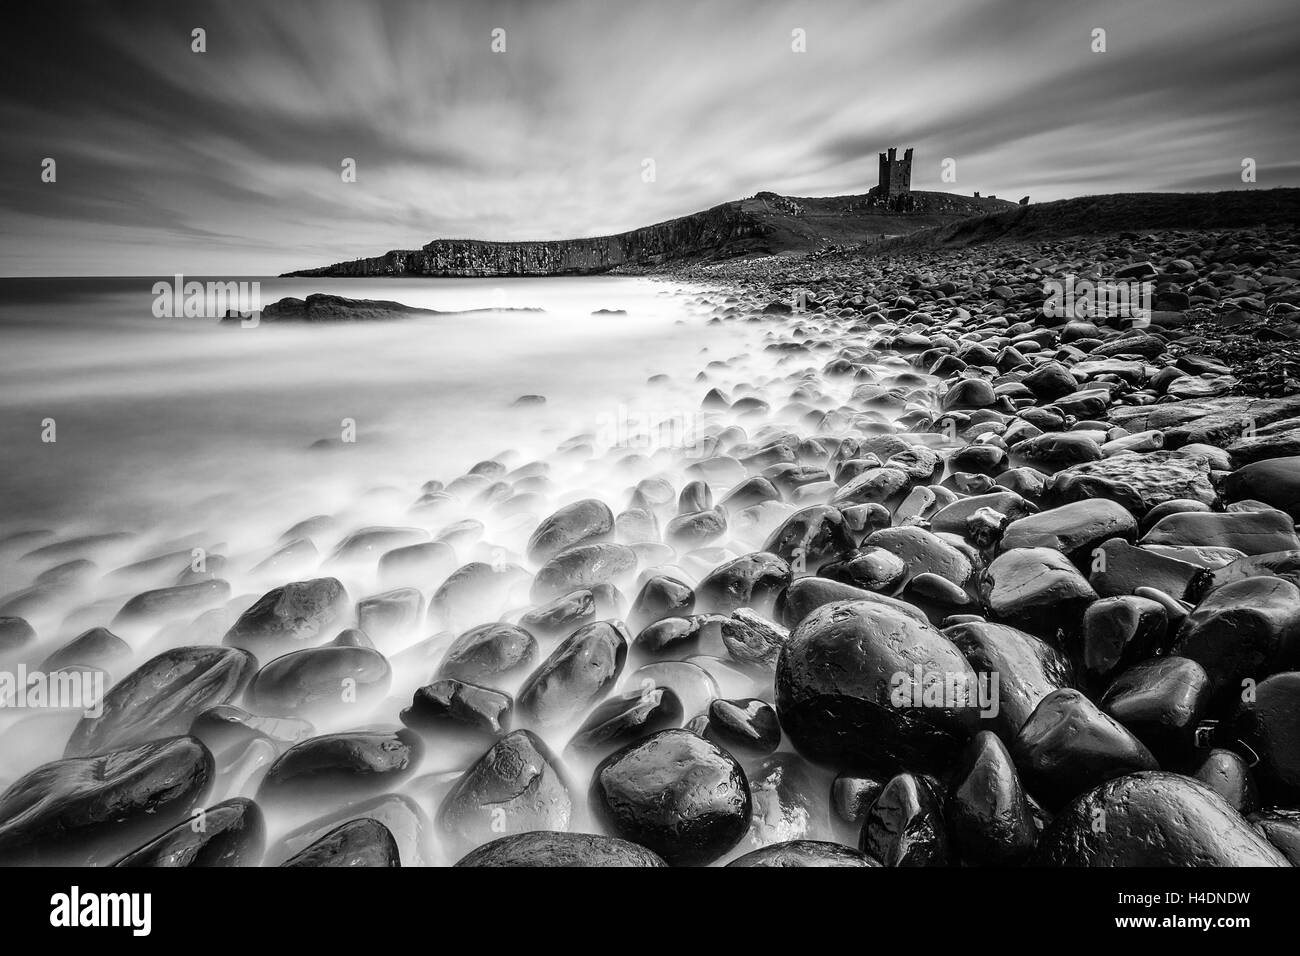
[2,215,1300,867]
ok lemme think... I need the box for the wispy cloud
[1,0,1295,275]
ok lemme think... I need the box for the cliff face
[284,190,1018,278]
[289,201,769,278]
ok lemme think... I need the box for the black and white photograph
[0,0,1297,930]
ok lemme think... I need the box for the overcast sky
[2,0,1295,276]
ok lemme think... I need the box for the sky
[1,0,1296,276]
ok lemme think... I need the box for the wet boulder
[694,551,791,615]
[1011,689,1158,810]
[247,644,391,718]
[0,735,214,866]
[256,728,422,810]
[999,499,1138,565]
[438,622,538,685]
[1034,772,1288,866]
[401,679,512,737]
[457,831,667,867]
[981,548,1097,637]
[628,576,694,631]
[1171,577,1300,698]
[947,731,1036,865]
[776,600,980,772]
[727,840,878,867]
[1099,657,1210,767]
[517,620,628,726]
[280,819,400,867]
[944,620,1073,743]
[526,498,615,564]
[589,729,752,866]
[861,772,948,867]
[436,730,572,856]
[66,645,256,757]
[114,797,264,867]
[530,543,636,603]
[222,577,348,658]
[761,505,856,568]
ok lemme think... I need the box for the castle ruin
[869,146,915,211]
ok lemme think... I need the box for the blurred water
[0,275,743,536]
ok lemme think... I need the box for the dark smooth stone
[0,736,214,866]
[455,831,666,867]
[436,730,571,856]
[279,819,401,867]
[1089,538,1212,600]
[820,547,908,594]
[665,509,728,550]
[861,772,948,867]
[248,645,391,717]
[517,620,628,726]
[944,620,1073,743]
[1100,657,1210,767]
[728,839,878,867]
[1143,509,1300,555]
[777,575,929,631]
[1224,456,1300,521]
[694,551,791,615]
[566,687,684,755]
[999,500,1137,565]
[1231,671,1300,802]
[256,729,422,810]
[518,588,605,638]
[718,476,781,513]
[628,575,694,631]
[401,679,513,736]
[1034,771,1287,866]
[1248,809,1300,866]
[981,547,1097,637]
[114,797,264,867]
[330,527,428,562]
[704,698,781,757]
[864,526,973,588]
[1191,748,1259,815]
[1011,689,1158,810]
[222,577,348,658]
[776,600,980,773]
[948,731,1036,865]
[530,543,637,603]
[65,645,257,757]
[1081,596,1169,684]
[112,580,232,627]
[1172,577,1300,698]
[589,729,751,867]
[761,505,856,569]
[269,793,428,866]
[526,499,615,564]
[437,622,538,684]
[39,626,131,674]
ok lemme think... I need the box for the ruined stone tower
[877,146,913,199]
